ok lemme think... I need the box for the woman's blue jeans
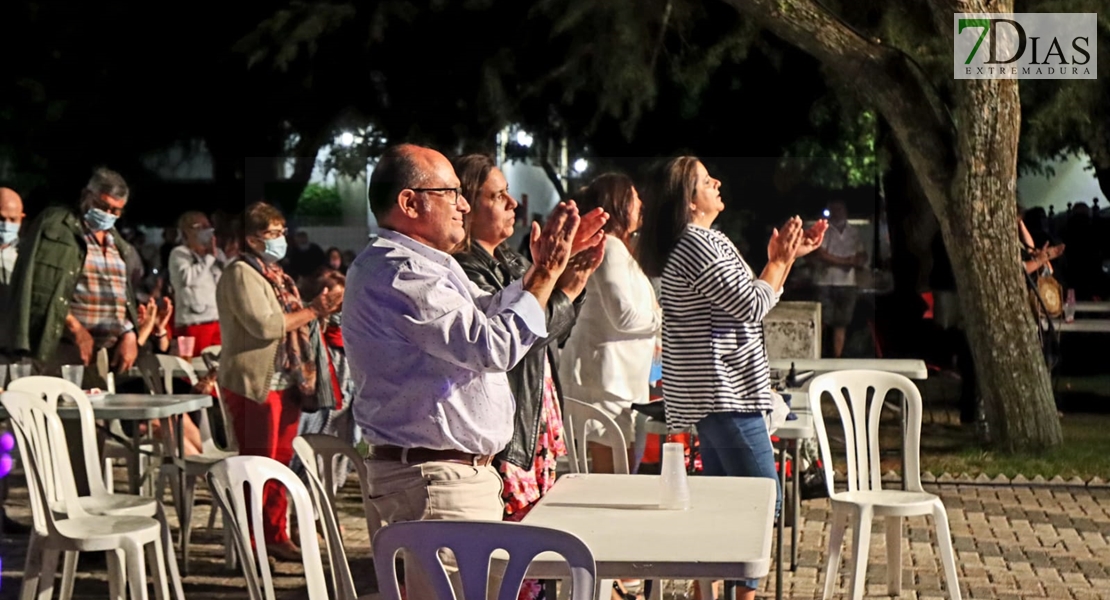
[697,410,782,593]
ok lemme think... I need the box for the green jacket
[5,206,139,363]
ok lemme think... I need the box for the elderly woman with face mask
[168,210,226,351]
[216,201,344,562]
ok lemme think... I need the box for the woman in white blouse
[560,173,661,473]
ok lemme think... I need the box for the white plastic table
[1053,319,1110,333]
[1075,301,1110,314]
[0,394,213,495]
[770,358,928,380]
[524,473,776,584]
[772,413,814,600]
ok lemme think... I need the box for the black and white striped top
[660,225,781,428]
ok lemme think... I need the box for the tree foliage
[1018,1,1110,190]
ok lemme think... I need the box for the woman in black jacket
[451,155,604,540]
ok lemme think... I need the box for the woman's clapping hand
[767,216,804,264]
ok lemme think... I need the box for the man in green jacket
[5,168,140,384]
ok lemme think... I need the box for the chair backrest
[292,437,358,600]
[200,345,221,360]
[137,354,236,453]
[807,370,924,495]
[96,347,110,384]
[155,354,199,391]
[373,520,597,600]
[562,397,629,474]
[207,456,329,600]
[1,391,91,539]
[7,376,108,496]
[136,353,167,394]
[152,355,229,452]
[295,433,376,538]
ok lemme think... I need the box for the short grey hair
[80,167,129,207]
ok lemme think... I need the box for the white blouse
[560,235,661,408]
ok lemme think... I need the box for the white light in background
[573,158,588,174]
[338,132,355,147]
[515,130,534,148]
[822,209,831,218]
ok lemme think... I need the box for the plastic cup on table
[659,442,691,510]
[8,363,32,383]
[61,364,84,388]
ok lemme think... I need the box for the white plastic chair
[2,390,171,600]
[293,437,370,600]
[207,455,329,600]
[7,376,186,600]
[373,520,597,600]
[562,399,667,599]
[294,433,377,542]
[808,370,961,600]
[562,397,630,475]
[139,353,238,574]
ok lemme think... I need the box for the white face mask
[84,208,118,232]
[262,237,288,264]
[0,222,18,245]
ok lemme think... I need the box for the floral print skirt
[499,358,567,600]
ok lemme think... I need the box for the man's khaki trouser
[365,458,505,599]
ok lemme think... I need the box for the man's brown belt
[371,445,494,466]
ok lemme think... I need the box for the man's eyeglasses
[410,187,463,206]
[91,194,126,216]
[261,227,288,240]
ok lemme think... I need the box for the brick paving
[2,475,1110,599]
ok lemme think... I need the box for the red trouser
[223,387,300,544]
[178,321,222,353]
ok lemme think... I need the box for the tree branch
[721,0,956,216]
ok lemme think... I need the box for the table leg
[791,439,801,572]
[176,415,186,513]
[776,441,786,600]
[127,420,147,495]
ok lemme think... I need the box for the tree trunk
[943,72,1062,449]
[723,0,1062,449]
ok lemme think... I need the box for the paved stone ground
[2,473,1110,599]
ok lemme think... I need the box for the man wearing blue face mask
[4,168,141,384]
[168,210,225,351]
[0,187,29,535]
[0,188,24,302]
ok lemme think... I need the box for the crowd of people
[0,145,830,600]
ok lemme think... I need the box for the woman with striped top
[638,156,826,599]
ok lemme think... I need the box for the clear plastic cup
[61,364,85,388]
[659,442,691,510]
[7,363,32,382]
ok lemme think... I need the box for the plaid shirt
[70,230,133,348]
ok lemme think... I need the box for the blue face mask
[262,236,288,263]
[196,228,215,245]
[0,222,18,245]
[84,208,118,232]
